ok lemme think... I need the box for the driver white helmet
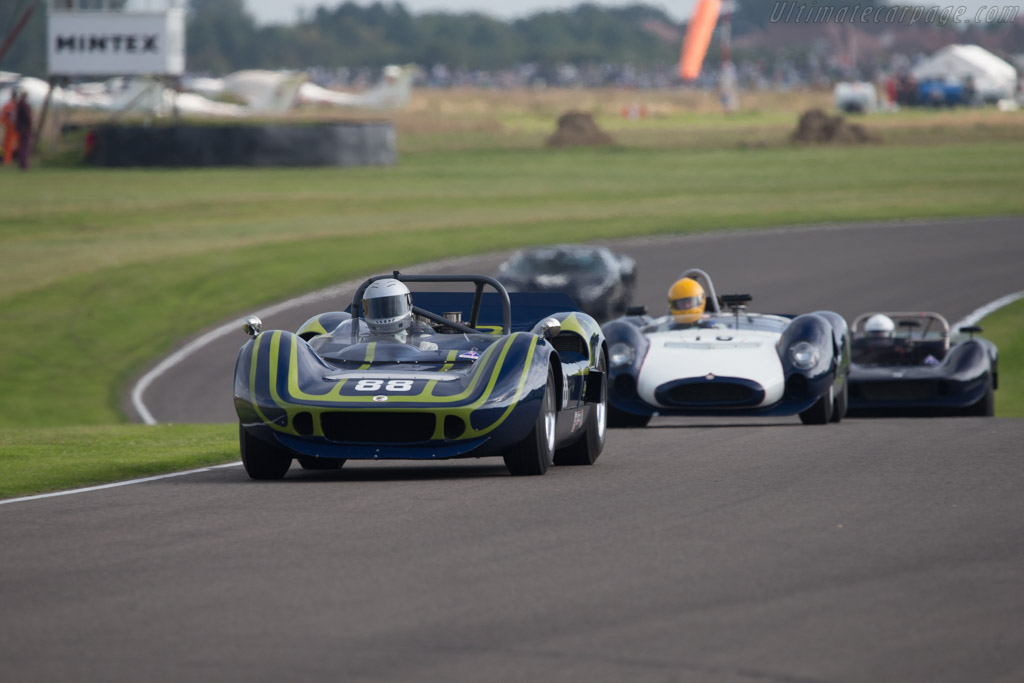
[864,313,895,338]
[362,278,413,334]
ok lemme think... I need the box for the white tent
[911,44,1018,101]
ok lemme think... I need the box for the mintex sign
[48,9,185,76]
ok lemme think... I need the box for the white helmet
[362,278,413,334]
[864,313,895,338]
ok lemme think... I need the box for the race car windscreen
[516,249,605,275]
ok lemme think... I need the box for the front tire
[504,369,557,476]
[964,378,995,416]
[799,384,834,425]
[240,424,292,480]
[555,354,607,466]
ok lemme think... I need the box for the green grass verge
[0,424,236,499]
[979,298,1024,418]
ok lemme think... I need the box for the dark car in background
[495,245,636,321]
[847,311,997,417]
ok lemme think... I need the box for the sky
[244,0,701,24]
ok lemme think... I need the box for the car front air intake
[321,412,436,443]
[655,377,765,408]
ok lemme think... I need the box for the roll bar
[351,272,512,342]
[679,267,721,314]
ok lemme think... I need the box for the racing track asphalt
[3,217,1023,683]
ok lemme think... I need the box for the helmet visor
[364,294,410,320]
[671,296,703,311]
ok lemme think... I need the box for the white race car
[602,269,850,427]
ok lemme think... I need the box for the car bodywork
[495,245,637,321]
[847,312,997,417]
[234,273,607,478]
[603,269,850,426]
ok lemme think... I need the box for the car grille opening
[320,412,435,443]
[859,380,937,402]
[292,412,314,436]
[443,415,465,440]
[550,333,589,357]
[656,378,763,407]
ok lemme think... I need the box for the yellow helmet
[668,277,706,324]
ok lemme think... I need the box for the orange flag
[679,0,721,81]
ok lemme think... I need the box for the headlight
[609,342,635,368]
[789,341,819,370]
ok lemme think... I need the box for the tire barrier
[85,121,397,167]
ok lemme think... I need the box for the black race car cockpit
[851,312,951,367]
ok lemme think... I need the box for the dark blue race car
[234,273,608,479]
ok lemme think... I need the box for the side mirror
[539,317,561,339]
[242,315,262,337]
[960,324,983,338]
[625,305,648,316]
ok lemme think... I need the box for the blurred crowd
[302,51,1021,92]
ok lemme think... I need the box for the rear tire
[964,378,995,416]
[799,385,834,425]
[297,456,346,470]
[504,369,557,476]
[607,404,651,428]
[555,354,607,466]
[240,424,292,480]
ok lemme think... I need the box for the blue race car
[847,312,997,417]
[495,244,637,321]
[234,273,607,479]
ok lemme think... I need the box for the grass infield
[0,425,236,500]
[1,140,1022,498]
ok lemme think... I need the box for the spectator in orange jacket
[1,90,18,166]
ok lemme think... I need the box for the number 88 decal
[355,379,414,392]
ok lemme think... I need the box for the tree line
[2,0,901,78]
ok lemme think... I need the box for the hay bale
[547,111,614,147]
[790,108,881,144]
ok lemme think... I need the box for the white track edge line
[0,462,242,506]
[952,290,1024,331]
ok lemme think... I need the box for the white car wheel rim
[596,399,606,441]
[544,408,556,454]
